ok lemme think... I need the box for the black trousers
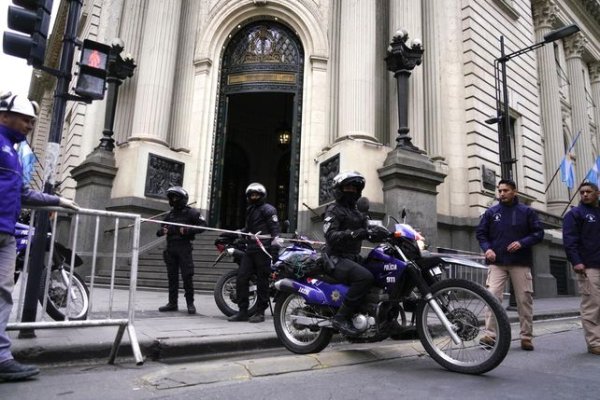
[332,257,374,310]
[236,251,271,313]
[163,241,194,304]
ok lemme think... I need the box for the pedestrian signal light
[74,39,111,100]
[2,0,54,67]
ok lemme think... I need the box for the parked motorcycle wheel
[273,292,333,354]
[40,267,89,321]
[416,279,511,375]
[213,270,258,317]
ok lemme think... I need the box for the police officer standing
[324,171,376,336]
[563,182,600,355]
[228,183,280,323]
[157,186,206,314]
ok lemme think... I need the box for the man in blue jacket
[476,179,544,351]
[563,182,600,356]
[0,92,78,381]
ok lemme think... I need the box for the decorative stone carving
[532,0,557,29]
[590,61,600,83]
[563,33,587,59]
[319,154,339,205]
[144,153,185,199]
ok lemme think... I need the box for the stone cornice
[581,0,600,27]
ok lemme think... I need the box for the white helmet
[0,91,39,118]
[245,182,267,198]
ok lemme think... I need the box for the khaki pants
[576,268,600,349]
[485,264,533,340]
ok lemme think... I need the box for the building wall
[29,0,600,297]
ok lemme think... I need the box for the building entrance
[219,92,294,230]
[209,20,304,230]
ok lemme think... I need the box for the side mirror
[357,197,370,213]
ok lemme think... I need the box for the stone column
[532,0,567,213]
[590,62,600,152]
[564,33,591,185]
[337,0,377,138]
[421,0,443,161]
[389,0,424,149]
[170,0,201,151]
[113,0,146,145]
[129,0,182,145]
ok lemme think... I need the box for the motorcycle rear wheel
[213,270,258,317]
[416,279,511,375]
[274,292,332,354]
[40,267,89,321]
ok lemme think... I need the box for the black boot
[158,302,178,312]
[228,310,249,322]
[248,311,265,323]
[187,303,196,315]
[331,304,360,336]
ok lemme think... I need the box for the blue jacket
[476,197,544,266]
[563,203,600,268]
[0,125,59,236]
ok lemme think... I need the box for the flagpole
[560,188,579,217]
[544,165,563,193]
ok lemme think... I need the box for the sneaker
[521,338,534,351]
[158,303,178,312]
[0,359,40,381]
[228,311,249,322]
[588,346,600,355]
[248,312,265,323]
[479,335,496,347]
[187,304,196,315]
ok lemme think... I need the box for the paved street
[3,317,597,399]
[7,286,582,365]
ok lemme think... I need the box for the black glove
[269,246,280,262]
[367,226,390,242]
[350,228,368,240]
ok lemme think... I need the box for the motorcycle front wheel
[273,292,332,354]
[416,279,511,375]
[213,270,258,317]
[40,267,89,321]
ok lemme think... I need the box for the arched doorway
[210,21,304,230]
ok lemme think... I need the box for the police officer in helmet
[157,186,206,314]
[324,171,375,336]
[228,182,281,323]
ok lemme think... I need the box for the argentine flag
[584,156,600,186]
[17,141,36,187]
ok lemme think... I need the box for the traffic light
[3,0,53,67]
[74,39,111,100]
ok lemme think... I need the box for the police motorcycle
[212,229,316,317]
[271,207,511,375]
[14,221,89,321]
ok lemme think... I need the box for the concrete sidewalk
[8,287,582,365]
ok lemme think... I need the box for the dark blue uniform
[157,206,206,305]
[563,203,600,268]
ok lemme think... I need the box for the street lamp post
[488,24,579,308]
[98,38,136,152]
[386,29,424,152]
[488,24,580,180]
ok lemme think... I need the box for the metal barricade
[7,206,143,365]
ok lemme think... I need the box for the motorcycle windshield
[394,223,418,240]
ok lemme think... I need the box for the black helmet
[245,182,267,204]
[332,171,365,203]
[167,186,188,209]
